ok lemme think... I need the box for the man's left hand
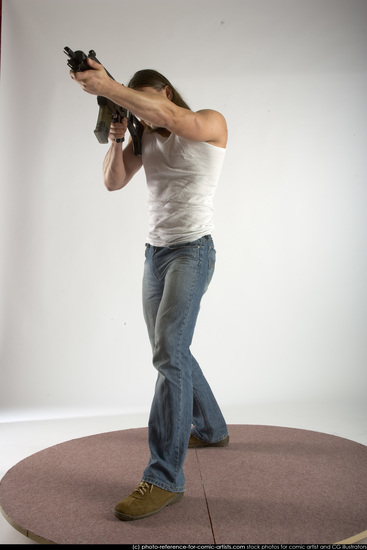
[70,57,113,96]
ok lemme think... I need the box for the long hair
[128,69,191,110]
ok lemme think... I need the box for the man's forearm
[71,58,176,131]
[103,142,127,191]
[102,80,174,129]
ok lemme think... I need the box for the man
[71,58,229,521]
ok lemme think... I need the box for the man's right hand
[109,117,128,143]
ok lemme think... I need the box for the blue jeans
[141,235,228,492]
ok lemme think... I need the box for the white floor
[1,399,367,545]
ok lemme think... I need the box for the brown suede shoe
[188,434,229,449]
[113,481,184,521]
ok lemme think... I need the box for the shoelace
[134,481,153,496]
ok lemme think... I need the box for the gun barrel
[64,46,73,56]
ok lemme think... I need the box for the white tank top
[142,130,226,246]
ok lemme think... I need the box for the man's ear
[164,85,173,100]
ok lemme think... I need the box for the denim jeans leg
[191,355,228,443]
[141,236,227,493]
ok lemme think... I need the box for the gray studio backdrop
[1,0,366,421]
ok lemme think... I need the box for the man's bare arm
[71,59,228,149]
[102,120,142,191]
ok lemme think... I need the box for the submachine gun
[64,47,144,155]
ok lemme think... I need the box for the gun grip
[113,114,125,143]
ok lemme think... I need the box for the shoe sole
[188,435,229,449]
[113,492,184,521]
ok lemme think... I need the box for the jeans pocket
[208,245,216,270]
[204,245,216,291]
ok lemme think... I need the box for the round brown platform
[1,425,366,544]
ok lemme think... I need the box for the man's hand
[70,57,113,96]
[109,117,128,143]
